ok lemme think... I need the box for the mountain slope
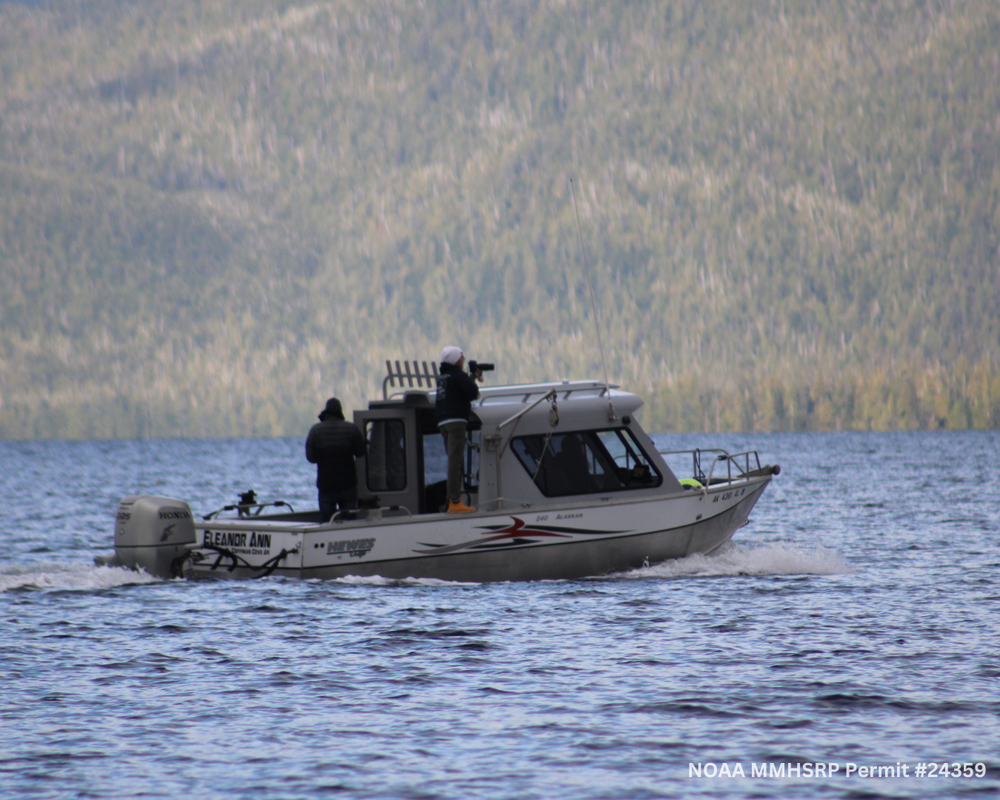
[1,0,998,438]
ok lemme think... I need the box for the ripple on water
[2,432,999,799]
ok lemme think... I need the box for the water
[2,431,999,799]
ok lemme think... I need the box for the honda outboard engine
[111,496,197,578]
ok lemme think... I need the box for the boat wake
[1,542,845,593]
[618,541,852,579]
[322,542,851,586]
[328,574,481,588]
[0,562,161,593]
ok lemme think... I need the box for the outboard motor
[110,496,197,578]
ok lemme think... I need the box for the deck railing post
[382,359,441,398]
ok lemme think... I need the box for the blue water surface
[1,431,999,799]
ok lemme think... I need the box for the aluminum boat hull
[186,477,770,582]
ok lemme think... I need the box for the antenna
[570,178,618,421]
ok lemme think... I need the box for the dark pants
[440,421,467,503]
[319,487,358,522]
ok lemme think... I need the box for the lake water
[2,431,999,799]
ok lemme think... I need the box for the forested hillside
[1,0,998,439]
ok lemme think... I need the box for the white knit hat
[440,346,464,365]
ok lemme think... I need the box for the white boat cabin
[355,364,682,517]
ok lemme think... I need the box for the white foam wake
[329,574,481,587]
[0,562,161,593]
[621,541,852,579]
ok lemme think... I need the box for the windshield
[510,429,662,497]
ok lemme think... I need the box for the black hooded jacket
[435,362,480,425]
[306,411,367,492]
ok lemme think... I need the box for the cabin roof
[373,379,644,427]
[475,381,643,426]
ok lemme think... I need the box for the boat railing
[203,490,296,520]
[489,388,559,459]
[383,359,439,399]
[478,380,617,404]
[657,448,764,487]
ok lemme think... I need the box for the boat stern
[109,495,197,578]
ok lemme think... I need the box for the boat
[103,360,780,582]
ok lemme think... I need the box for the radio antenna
[570,178,618,421]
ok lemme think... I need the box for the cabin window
[422,433,448,485]
[366,419,407,491]
[511,429,662,497]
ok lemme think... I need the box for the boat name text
[202,530,273,555]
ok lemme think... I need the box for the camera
[468,360,494,381]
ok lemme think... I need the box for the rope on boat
[172,544,290,579]
[530,427,556,484]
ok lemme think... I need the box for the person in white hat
[435,346,481,512]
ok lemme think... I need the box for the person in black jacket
[306,397,367,521]
[436,346,481,512]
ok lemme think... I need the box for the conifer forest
[1,0,998,438]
